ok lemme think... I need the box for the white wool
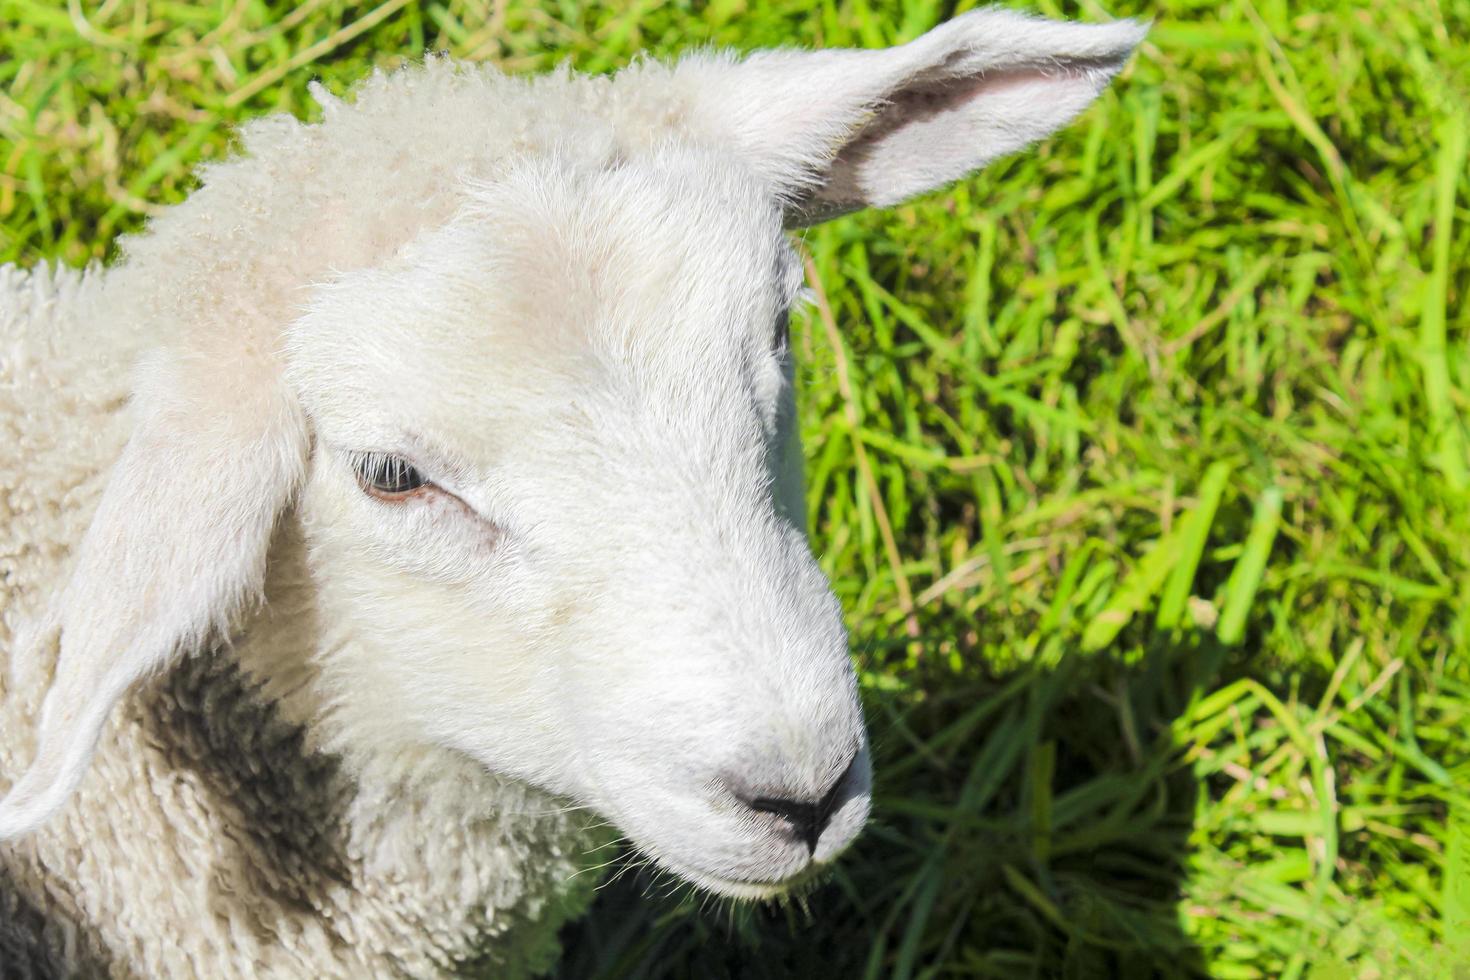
[0,9,1142,975]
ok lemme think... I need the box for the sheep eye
[354,453,428,498]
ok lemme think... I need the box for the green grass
[4,0,1469,976]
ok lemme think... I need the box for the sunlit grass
[3,0,1468,976]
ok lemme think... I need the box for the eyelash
[351,452,430,500]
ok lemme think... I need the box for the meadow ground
[3,1,1468,976]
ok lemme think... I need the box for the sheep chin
[640,849,832,903]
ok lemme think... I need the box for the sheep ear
[0,351,306,838]
[696,9,1147,225]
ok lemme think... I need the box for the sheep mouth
[650,852,829,902]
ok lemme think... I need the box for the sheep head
[0,8,1144,901]
[286,155,865,897]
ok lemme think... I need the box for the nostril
[743,753,859,856]
[748,795,823,855]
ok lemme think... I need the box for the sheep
[0,8,1144,977]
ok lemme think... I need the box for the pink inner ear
[846,68,1050,148]
[809,64,1114,217]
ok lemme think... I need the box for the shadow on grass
[552,632,1234,979]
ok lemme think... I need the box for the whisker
[566,851,630,882]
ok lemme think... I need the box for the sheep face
[285,148,870,898]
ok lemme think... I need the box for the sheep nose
[743,754,858,855]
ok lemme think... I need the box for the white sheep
[0,9,1143,976]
